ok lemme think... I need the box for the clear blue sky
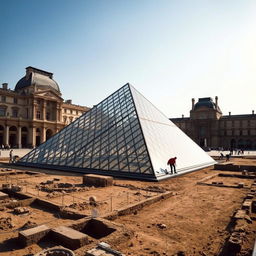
[1,0,256,117]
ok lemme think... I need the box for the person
[225,153,230,162]
[219,152,224,160]
[9,150,13,163]
[167,157,177,174]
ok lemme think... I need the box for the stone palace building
[171,97,256,150]
[0,66,89,148]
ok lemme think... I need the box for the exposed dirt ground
[0,157,255,256]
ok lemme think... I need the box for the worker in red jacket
[167,157,177,174]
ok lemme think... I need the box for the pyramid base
[15,161,216,182]
[156,161,216,181]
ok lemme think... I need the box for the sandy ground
[0,158,255,256]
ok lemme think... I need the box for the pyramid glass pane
[17,83,215,181]
[129,85,216,179]
[17,84,156,180]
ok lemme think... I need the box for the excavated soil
[0,157,255,256]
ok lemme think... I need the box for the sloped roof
[15,67,60,93]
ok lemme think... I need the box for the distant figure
[12,155,19,163]
[225,153,230,162]
[219,153,224,160]
[167,157,177,174]
[9,150,13,163]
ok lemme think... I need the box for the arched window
[21,127,28,132]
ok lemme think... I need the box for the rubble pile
[0,217,14,230]
[46,191,63,198]
[37,181,90,193]
[21,221,37,230]
[68,201,91,211]
[14,207,30,215]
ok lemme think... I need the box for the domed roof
[194,97,221,112]
[15,66,60,93]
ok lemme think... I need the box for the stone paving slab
[51,226,89,250]
[83,174,113,187]
[18,224,50,246]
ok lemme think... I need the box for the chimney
[192,98,195,110]
[229,112,231,116]
[215,96,218,109]
[252,110,254,115]
[65,99,72,104]
[2,83,8,90]
[182,114,184,118]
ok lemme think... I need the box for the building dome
[194,97,221,112]
[15,66,60,93]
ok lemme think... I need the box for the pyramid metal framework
[17,83,216,181]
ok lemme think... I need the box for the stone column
[32,101,36,120]
[17,126,22,148]
[42,101,46,121]
[41,127,46,143]
[4,125,9,147]
[57,104,61,122]
[192,98,195,110]
[28,127,36,148]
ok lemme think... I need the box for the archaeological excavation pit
[81,219,116,239]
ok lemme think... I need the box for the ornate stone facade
[171,97,256,150]
[0,66,89,148]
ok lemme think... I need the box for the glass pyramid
[17,83,216,181]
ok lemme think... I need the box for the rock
[157,223,167,229]
[21,221,37,230]
[89,196,97,207]
[14,207,30,215]
[227,232,243,253]
[244,215,252,224]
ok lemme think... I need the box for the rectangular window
[12,109,18,117]
[36,111,41,119]
[46,112,50,120]
[1,96,6,102]
[0,107,6,116]
[13,98,18,104]
[70,109,73,114]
